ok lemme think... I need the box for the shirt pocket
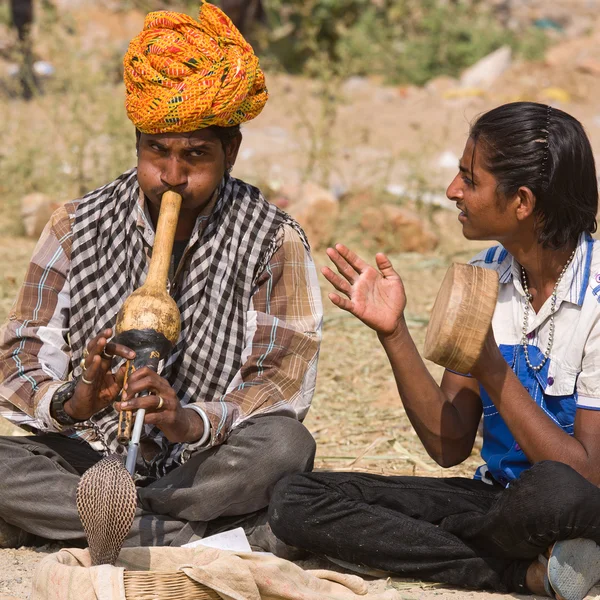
[535,364,577,432]
[539,360,579,397]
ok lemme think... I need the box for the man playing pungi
[0,1,322,551]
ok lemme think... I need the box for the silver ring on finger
[156,396,165,411]
[81,374,94,385]
[101,350,113,360]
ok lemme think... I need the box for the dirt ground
[2,6,600,599]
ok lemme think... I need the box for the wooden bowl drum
[423,263,499,374]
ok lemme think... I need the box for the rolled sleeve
[0,206,73,430]
[576,316,600,411]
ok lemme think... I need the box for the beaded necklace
[520,247,576,372]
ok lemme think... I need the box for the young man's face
[136,128,241,215]
[446,137,520,244]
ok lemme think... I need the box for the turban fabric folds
[124,0,268,134]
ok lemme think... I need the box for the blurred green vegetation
[0,5,136,235]
[117,0,549,84]
[257,0,548,85]
[0,0,550,235]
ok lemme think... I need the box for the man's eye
[462,176,474,187]
[188,150,204,157]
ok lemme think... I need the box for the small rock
[374,87,399,103]
[33,61,55,77]
[270,195,290,210]
[577,58,600,76]
[460,46,512,89]
[437,150,460,170]
[239,147,255,160]
[272,182,339,249]
[342,76,370,94]
[425,75,458,95]
[360,204,439,253]
[385,184,406,198]
[20,193,63,239]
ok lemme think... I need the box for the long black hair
[470,102,598,249]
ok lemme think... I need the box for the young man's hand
[470,325,503,382]
[322,243,406,337]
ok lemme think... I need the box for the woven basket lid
[424,263,499,374]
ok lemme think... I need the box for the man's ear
[515,186,536,222]
[225,132,243,170]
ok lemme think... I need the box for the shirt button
[547,376,554,386]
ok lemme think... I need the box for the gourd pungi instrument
[76,191,182,566]
[114,190,183,474]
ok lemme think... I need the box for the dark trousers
[269,461,600,594]
[0,415,315,546]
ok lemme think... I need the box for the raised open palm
[322,244,406,335]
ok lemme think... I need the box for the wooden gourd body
[115,287,180,348]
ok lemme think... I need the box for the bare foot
[526,558,550,596]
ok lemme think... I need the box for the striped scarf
[68,168,307,474]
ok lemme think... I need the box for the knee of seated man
[268,475,308,538]
[519,461,595,513]
[254,415,316,472]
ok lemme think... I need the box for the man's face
[446,137,520,244]
[136,129,240,215]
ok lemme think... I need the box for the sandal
[538,553,556,598]
[546,539,600,600]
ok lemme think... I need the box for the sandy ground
[1,6,600,598]
[1,547,598,600]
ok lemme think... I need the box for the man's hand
[322,244,406,336]
[65,328,135,421]
[470,325,504,382]
[114,367,205,443]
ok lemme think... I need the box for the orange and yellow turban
[123,1,268,134]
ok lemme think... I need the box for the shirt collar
[135,189,155,248]
[505,232,594,306]
[560,231,594,306]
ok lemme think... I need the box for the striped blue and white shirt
[467,232,600,486]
